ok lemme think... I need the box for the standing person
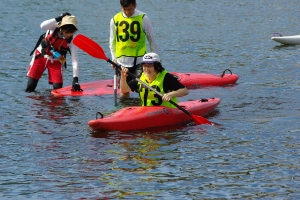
[26,13,82,92]
[109,0,158,98]
[120,53,189,107]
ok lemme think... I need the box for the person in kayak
[26,13,82,92]
[109,0,158,99]
[119,52,189,107]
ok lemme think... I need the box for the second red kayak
[171,69,239,89]
[51,69,238,97]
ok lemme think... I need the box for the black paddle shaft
[106,58,192,117]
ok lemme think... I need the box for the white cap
[142,52,160,63]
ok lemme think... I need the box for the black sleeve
[128,79,138,92]
[163,73,185,93]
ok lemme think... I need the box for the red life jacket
[41,28,72,57]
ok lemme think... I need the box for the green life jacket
[138,70,178,108]
[113,12,147,58]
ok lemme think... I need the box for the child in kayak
[119,52,188,107]
[26,13,82,92]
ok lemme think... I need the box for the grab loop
[199,99,208,102]
[221,69,232,77]
[273,32,283,37]
[96,112,104,119]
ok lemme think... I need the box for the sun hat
[58,15,78,30]
[142,52,160,63]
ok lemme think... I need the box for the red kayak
[88,98,220,132]
[171,69,239,89]
[51,69,238,97]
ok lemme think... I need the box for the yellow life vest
[113,12,147,58]
[138,70,178,108]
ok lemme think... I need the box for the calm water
[1,0,300,199]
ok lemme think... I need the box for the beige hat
[58,15,78,30]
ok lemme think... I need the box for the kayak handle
[273,32,283,37]
[199,98,209,102]
[96,112,104,119]
[221,69,232,77]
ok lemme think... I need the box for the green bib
[113,12,147,58]
[138,70,178,108]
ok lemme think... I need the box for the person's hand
[121,66,128,77]
[162,93,172,102]
[110,59,118,69]
[72,77,82,91]
[55,12,72,22]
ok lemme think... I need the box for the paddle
[73,34,214,125]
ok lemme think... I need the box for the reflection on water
[27,95,67,122]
